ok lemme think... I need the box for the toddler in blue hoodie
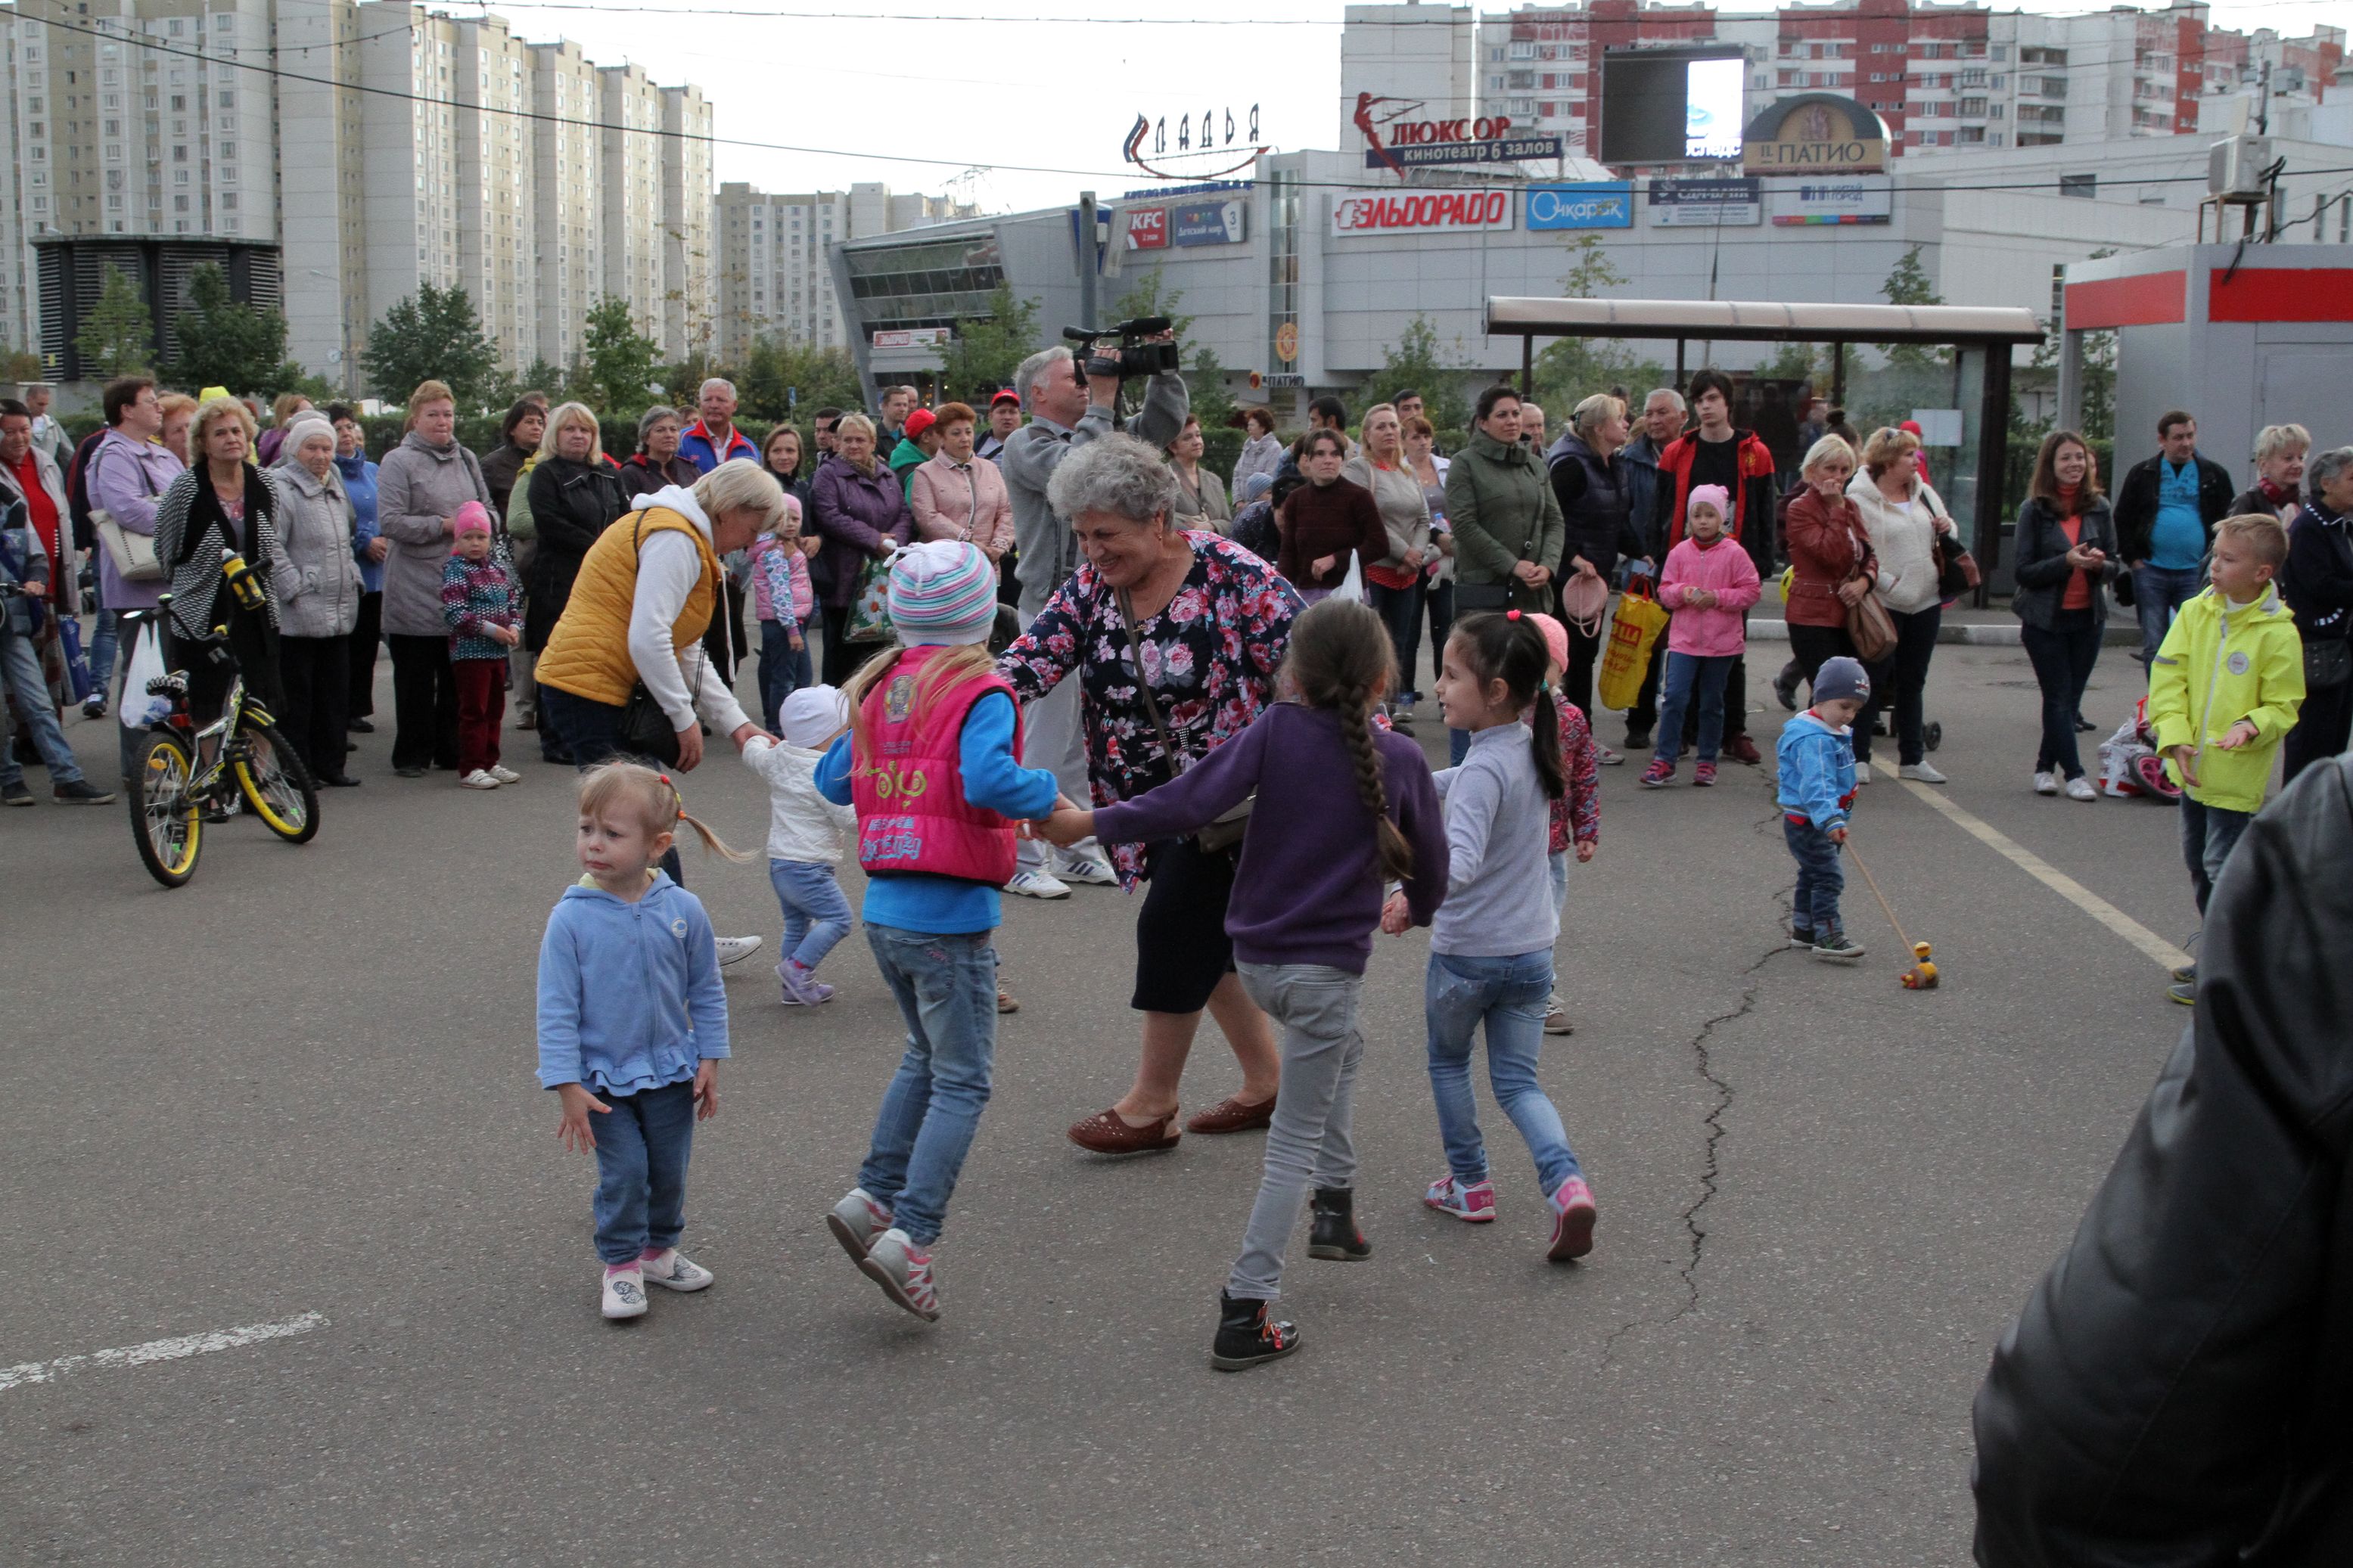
[1774,656,1870,961]
[537,762,743,1321]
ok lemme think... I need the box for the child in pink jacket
[1642,484,1762,788]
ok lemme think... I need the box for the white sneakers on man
[2065,776,2098,802]
[460,768,499,790]
[1898,761,1948,784]
[2033,771,2059,796]
[1055,848,1117,886]
[1004,868,1073,900]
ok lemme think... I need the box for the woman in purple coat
[805,412,912,684]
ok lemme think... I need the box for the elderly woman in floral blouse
[999,433,1304,1157]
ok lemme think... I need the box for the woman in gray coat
[272,413,364,787]
[375,378,494,776]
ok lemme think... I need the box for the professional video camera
[1062,316,1181,381]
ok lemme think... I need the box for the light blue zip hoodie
[536,871,730,1095]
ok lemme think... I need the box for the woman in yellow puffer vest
[538,459,788,780]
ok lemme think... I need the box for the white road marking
[0,1312,327,1395]
[1898,781,2192,973]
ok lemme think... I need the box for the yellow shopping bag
[1596,578,1669,712]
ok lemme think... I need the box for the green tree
[1357,315,1472,431]
[1111,268,1195,337]
[172,262,288,396]
[1530,236,1665,418]
[1877,244,1948,373]
[362,282,499,406]
[732,337,864,424]
[76,265,154,380]
[580,295,663,413]
[1185,342,1236,433]
[936,283,1043,406]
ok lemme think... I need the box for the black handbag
[2305,637,2352,691]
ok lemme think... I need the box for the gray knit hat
[1813,656,1871,707]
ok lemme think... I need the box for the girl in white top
[740,684,859,1005]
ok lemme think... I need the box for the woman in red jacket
[1780,435,1880,692]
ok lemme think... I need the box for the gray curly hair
[1046,432,1180,526]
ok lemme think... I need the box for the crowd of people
[4,347,2340,1383]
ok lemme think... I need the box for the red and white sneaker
[825,1187,893,1262]
[1547,1175,1598,1261]
[1640,759,1675,788]
[1692,761,1717,787]
[859,1228,940,1321]
[1424,1173,1497,1222]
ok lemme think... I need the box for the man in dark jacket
[1972,756,2353,1566]
[2112,409,2236,672]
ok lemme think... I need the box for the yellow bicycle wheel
[233,722,320,844]
[129,731,202,887]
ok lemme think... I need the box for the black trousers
[2283,669,2352,785]
[1562,615,1603,725]
[1855,605,1941,766]
[347,590,382,717]
[820,603,887,687]
[278,632,351,781]
[1786,623,1855,691]
[386,633,460,771]
[2020,610,2101,780]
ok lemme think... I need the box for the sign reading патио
[1741,94,1890,175]
[1354,94,1564,172]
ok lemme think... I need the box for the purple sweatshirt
[1089,703,1449,973]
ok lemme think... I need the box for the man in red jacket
[1630,370,1776,763]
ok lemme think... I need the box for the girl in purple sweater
[1044,598,1448,1373]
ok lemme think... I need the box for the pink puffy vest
[851,645,1023,886]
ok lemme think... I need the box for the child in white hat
[739,683,858,1004]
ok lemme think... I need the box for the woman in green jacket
[1444,385,1564,616]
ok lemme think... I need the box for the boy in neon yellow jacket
[2147,514,2305,1004]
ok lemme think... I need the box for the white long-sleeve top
[1845,472,1951,615]
[629,484,753,734]
[740,735,856,863]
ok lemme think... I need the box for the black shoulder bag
[1116,586,1252,854]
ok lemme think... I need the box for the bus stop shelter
[1484,296,2045,590]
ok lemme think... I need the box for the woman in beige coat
[909,402,1015,564]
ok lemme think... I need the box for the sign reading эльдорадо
[1331,188,1515,237]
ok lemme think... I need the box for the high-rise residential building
[529,38,601,377]
[660,84,713,366]
[278,0,368,393]
[453,14,535,368]
[598,61,663,351]
[714,180,977,364]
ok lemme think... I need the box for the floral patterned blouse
[999,531,1304,884]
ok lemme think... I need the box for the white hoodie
[632,483,753,736]
[741,734,856,864]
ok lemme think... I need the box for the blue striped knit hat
[888,539,999,647]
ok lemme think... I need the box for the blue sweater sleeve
[960,691,1059,820]
[815,731,854,805]
[1787,733,1848,830]
[1089,712,1267,844]
[535,903,585,1089]
[679,894,730,1060]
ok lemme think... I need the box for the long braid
[1338,678,1416,882]
[1282,597,1416,885]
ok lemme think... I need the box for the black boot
[1773,658,1802,711]
[1211,1290,1301,1372]
[1307,1187,1372,1262]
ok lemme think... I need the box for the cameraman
[999,334,1187,897]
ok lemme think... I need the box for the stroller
[2096,695,2183,802]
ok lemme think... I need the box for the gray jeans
[1229,961,1366,1302]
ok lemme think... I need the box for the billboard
[1767,176,1892,225]
[1598,48,1748,165]
[1331,188,1515,237]
[1171,199,1247,247]
[1525,182,1634,231]
[1647,177,1762,227]
[1743,94,1891,175]
[1124,206,1169,250]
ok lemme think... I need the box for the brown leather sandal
[1067,1107,1181,1156]
[1186,1094,1277,1135]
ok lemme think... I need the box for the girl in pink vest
[813,540,1061,1322]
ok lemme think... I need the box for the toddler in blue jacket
[1775,656,1870,961]
[537,762,744,1321]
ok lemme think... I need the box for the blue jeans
[756,618,813,735]
[0,622,87,788]
[2132,564,2205,672]
[1784,817,1845,937]
[1424,949,1581,1193]
[2180,795,2254,917]
[769,858,854,971]
[590,1079,697,1265]
[87,609,120,695]
[1654,650,1734,766]
[1364,580,1422,705]
[857,924,999,1247]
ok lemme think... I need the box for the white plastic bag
[120,618,172,730]
[1336,548,1366,605]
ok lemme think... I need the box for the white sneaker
[2033,771,2058,796]
[600,1264,648,1320]
[1004,868,1072,900]
[713,934,763,967]
[459,768,500,790]
[1594,744,1624,767]
[1853,761,1872,785]
[1055,849,1117,886]
[639,1248,713,1292]
[2065,775,2098,802]
[487,763,521,784]
[1899,761,1947,784]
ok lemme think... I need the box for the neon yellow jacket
[2147,583,2306,813]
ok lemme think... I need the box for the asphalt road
[2,642,2204,1566]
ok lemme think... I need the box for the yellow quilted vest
[534,507,720,707]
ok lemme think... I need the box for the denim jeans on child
[1653,650,1735,767]
[2180,795,2254,916]
[857,924,999,1247]
[1425,949,1581,1194]
[1784,817,1845,937]
[1229,961,1366,1302]
[0,622,91,790]
[769,857,855,970]
[757,619,813,736]
[591,1078,697,1265]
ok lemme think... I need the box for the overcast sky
[478,0,2345,214]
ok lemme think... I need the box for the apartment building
[597,61,663,351]
[453,14,535,367]
[529,38,601,378]
[660,83,713,365]
[714,180,977,364]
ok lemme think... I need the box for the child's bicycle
[127,589,319,888]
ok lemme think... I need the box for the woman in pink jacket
[909,402,1015,566]
[1642,483,1762,788]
